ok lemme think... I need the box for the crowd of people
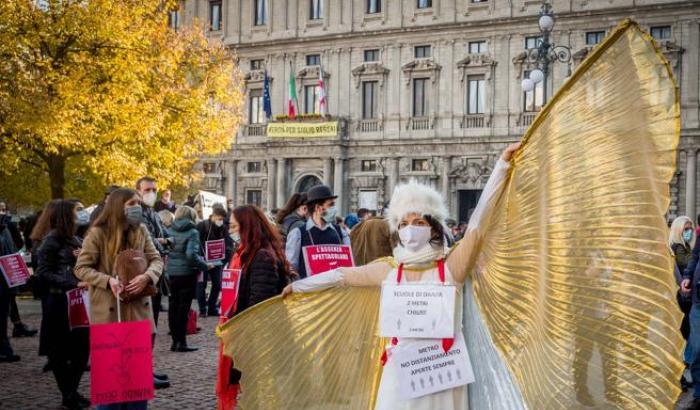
[4,167,697,409]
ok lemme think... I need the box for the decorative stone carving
[244,70,266,83]
[296,66,329,81]
[402,59,442,85]
[449,156,495,186]
[351,62,390,88]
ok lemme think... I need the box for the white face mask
[214,219,224,228]
[142,192,157,207]
[398,225,432,253]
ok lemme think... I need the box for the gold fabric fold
[473,19,683,409]
[216,287,384,410]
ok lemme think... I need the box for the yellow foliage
[0,0,244,206]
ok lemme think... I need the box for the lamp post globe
[538,14,554,32]
[530,69,544,84]
[521,78,535,92]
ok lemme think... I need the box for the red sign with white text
[302,245,355,276]
[205,239,226,262]
[67,288,90,329]
[220,268,241,317]
[0,253,30,288]
[90,320,154,405]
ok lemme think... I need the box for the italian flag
[288,66,298,118]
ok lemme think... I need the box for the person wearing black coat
[196,206,231,317]
[35,200,90,409]
[235,250,287,315]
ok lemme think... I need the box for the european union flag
[263,70,272,120]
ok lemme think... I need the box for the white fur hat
[386,180,449,232]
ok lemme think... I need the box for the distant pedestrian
[154,190,177,213]
[276,193,308,244]
[196,206,229,317]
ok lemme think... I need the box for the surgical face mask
[684,228,693,243]
[124,206,144,226]
[76,210,90,226]
[398,225,433,253]
[214,219,224,228]
[231,232,240,242]
[142,192,157,207]
[321,206,337,224]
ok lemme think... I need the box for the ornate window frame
[456,53,497,128]
[352,61,390,130]
[296,65,330,114]
[402,56,441,130]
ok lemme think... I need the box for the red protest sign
[0,253,30,288]
[205,239,226,261]
[90,320,154,405]
[220,268,241,317]
[67,288,90,329]
[302,245,355,276]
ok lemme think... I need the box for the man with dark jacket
[196,206,231,317]
[135,177,171,390]
[0,211,20,362]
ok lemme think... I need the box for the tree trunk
[47,155,66,199]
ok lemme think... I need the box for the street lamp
[521,1,572,105]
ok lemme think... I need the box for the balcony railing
[411,117,431,130]
[245,124,267,137]
[357,119,381,133]
[460,114,487,129]
[519,112,538,127]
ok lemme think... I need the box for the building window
[306,54,321,66]
[247,162,262,173]
[467,75,485,115]
[250,59,263,70]
[209,1,222,31]
[413,78,429,117]
[362,81,378,119]
[168,10,180,30]
[468,41,487,54]
[414,45,431,59]
[367,0,381,13]
[417,0,432,9]
[361,160,377,172]
[203,162,217,173]
[650,25,671,40]
[254,0,266,26]
[523,70,544,112]
[304,85,319,114]
[310,0,323,20]
[246,190,262,206]
[249,90,264,124]
[364,49,380,62]
[412,159,429,172]
[525,36,542,49]
[585,31,605,45]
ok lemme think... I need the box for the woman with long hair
[74,188,163,410]
[275,193,308,243]
[36,199,90,409]
[230,205,291,316]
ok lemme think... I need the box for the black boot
[174,342,199,352]
[12,322,37,337]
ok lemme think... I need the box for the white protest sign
[392,334,474,399]
[198,190,228,220]
[379,283,455,338]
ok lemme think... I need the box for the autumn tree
[0,0,243,206]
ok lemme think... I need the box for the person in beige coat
[74,188,164,409]
[75,188,163,331]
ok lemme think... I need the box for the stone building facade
[179,0,700,221]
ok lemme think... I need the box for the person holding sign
[36,199,91,409]
[285,185,350,278]
[280,143,520,410]
[165,206,214,352]
[75,188,163,410]
[196,206,231,317]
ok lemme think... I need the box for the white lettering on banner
[379,283,456,338]
[301,245,355,276]
[392,333,475,399]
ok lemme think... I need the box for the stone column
[276,158,287,209]
[388,158,399,195]
[323,158,333,186]
[687,149,697,218]
[334,158,346,214]
[266,159,276,211]
[441,156,451,211]
[226,160,238,205]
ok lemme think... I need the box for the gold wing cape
[217,19,683,409]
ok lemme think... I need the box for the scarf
[393,243,445,268]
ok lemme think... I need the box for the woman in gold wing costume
[219,19,684,409]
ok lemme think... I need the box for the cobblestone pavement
[0,297,220,410]
[0,297,695,409]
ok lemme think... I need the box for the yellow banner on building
[267,122,337,138]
